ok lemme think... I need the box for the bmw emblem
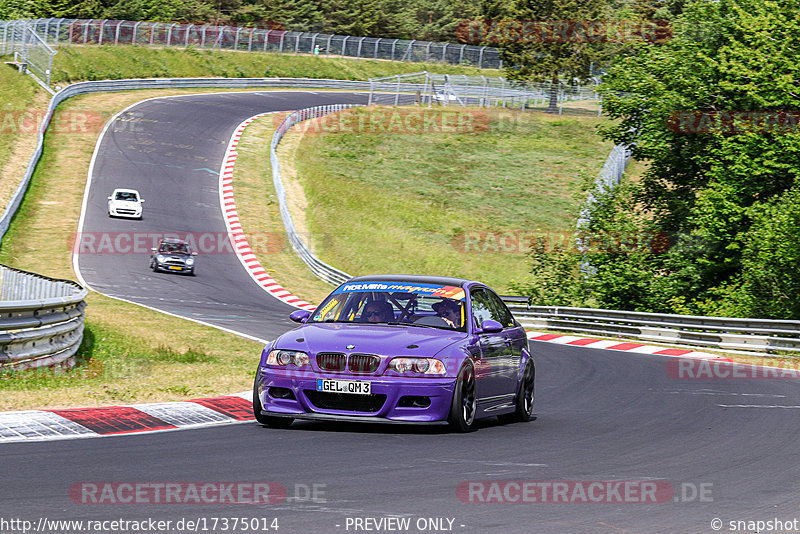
[346,344,355,350]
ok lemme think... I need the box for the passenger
[363,301,394,323]
[432,299,461,328]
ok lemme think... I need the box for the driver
[432,299,461,328]
[363,301,394,323]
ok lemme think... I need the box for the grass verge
[0,66,44,211]
[51,46,500,85]
[0,88,277,411]
[285,106,611,293]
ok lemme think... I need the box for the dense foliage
[513,0,800,319]
[0,0,482,42]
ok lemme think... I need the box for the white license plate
[316,379,371,395]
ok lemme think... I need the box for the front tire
[253,377,293,428]
[449,363,476,432]
[499,360,535,424]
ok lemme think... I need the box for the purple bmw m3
[253,275,535,432]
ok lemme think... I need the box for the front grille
[316,352,346,371]
[117,209,136,214]
[348,353,380,373]
[304,390,386,413]
[165,259,185,265]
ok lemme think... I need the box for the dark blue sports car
[253,275,535,432]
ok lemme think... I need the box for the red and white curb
[526,331,733,361]
[0,392,254,443]
[0,333,757,443]
[218,113,316,311]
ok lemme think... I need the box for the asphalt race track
[4,91,800,533]
[76,91,374,341]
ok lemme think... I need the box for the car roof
[159,238,188,245]
[112,188,139,194]
[344,274,478,288]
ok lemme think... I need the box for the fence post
[83,19,91,45]
[341,36,348,56]
[167,22,177,47]
[357,36,365,58]
[478,46,486,68]
[391,38,398,60]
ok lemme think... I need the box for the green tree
[483,0,611,112]
[593,0,800,317]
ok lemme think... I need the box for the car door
[470,287,515,404]
[482,288,525,385]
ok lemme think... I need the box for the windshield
[309,281,467,332]
[115,191,138,201]
[159,242,189,254]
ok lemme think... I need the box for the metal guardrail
[1,18,502,70]
[506,304,800,354]
[0,265,88,370]
[270,105,358,286]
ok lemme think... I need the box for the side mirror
[289,310,311,324]
[477,319,503,334]
[191,252,198,256]
[107,196,112,200]
[150,248,157,253]
[140,199,145,202]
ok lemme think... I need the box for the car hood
[109,199,140,207]
[275,323,467,357]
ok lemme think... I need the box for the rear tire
[448,363,476,432]
[253,377,293,428]
[499,360,535,424]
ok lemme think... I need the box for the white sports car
[107,188,144,219]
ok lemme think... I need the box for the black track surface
[5,344,800,532]
[77,91,371,341]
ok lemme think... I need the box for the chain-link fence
[369,72,602,115]
[1,19,56,88]
[0,19,502,69]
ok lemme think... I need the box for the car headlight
[267,350,310,368]
[156,255,166,262]
[186,258,195,266]
[387,357,446,375]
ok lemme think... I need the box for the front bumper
[256,367,456,424]
[109,207,142,218]
[154,261,194,273]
